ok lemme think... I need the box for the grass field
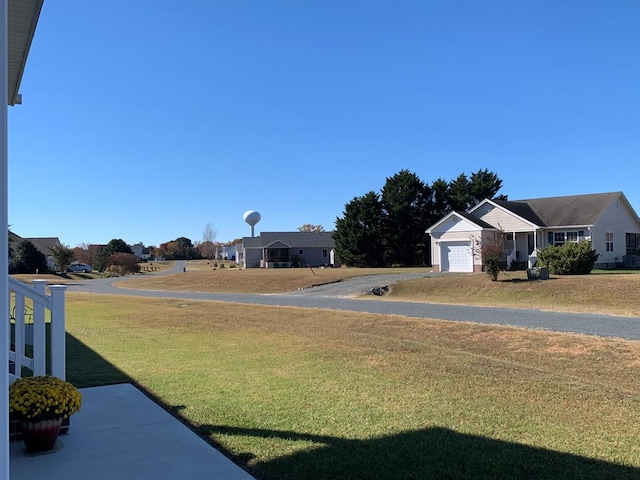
[389,270,640,317]
[63,275,640,479]
[118,261,432,294]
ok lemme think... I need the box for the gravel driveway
[288,272,433,297]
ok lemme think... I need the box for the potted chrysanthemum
[9,376,82,453]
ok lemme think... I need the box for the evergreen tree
[381,169,432,266]
[431,177,451,219]
[469,168,504,206]
[447,169,505,212]
[334,168,505,268]
[333,192,385,267]
[10,240,48,274]
[447,173,473,211]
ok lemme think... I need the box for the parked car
[66,262,92,273]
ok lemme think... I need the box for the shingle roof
[454,211,496,229]
[8,232,61,256]
[243,232,335,249]
[25,237,61,256]
[494,192,623,227]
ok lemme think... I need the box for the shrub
[537,240,599,275]
[482,246,502,281]
[10,240,48,274]
[474,234,504,281]
[104,265,127,277]
[105,252,141,274]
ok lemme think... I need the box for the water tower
[243,210,261,237]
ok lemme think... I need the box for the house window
[554,232,565,246]
[626,233,640,256]
[549,231,585,247]
[322,249,328,258]
[606,232,614,252]
[298,249,304,255]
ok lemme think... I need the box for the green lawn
[64,293,640,480]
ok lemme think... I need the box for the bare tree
[298,224,325,233]
[200,223,218,259]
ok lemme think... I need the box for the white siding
[591,197,640,265]
[473,203,534,232]
[431,215,482,234]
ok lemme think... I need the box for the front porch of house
[500,231,541,270]
[10,383,255,480]
[262,246,303,268]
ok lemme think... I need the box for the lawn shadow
[65,332,133,387]
[202,424,639,480]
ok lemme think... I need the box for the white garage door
[441,241,473,272]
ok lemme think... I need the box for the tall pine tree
[381,170,432,266]
[333,192,385,267]
[469,168,504,206]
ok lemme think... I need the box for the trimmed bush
[537,240,599,275]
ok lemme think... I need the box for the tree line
[8,236,217,275]
[333,168,505,267]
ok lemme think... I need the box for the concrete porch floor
[10,383,256,480]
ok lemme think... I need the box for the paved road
[66,261,640,341]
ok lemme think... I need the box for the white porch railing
[8,278,67,383]
[505,249,517,270]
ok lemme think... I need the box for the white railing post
[32,279,47,376]
[12,291,25,378]
[49,285,67,380]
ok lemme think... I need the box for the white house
[427,192,640,273]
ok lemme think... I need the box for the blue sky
[8,1,640,247]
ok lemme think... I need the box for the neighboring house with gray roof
[237,231,339,268]
[9,232,63,271]
[427,192,640,272]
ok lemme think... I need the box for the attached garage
[427,211,496,273]
[440,241,473,272]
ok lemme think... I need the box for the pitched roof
[8,232,61,256]
[243,231,335,249]
[455,211,496,229]
[426,210,496,233]
[494,192,624,227]
[24,237,61,256]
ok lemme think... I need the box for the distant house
[216,244,237,261]
[131,243,152,260]
[426,192,640,272]
[237,231,339,268]
[9,232,62,271]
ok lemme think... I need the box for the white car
[66,263,92,273]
